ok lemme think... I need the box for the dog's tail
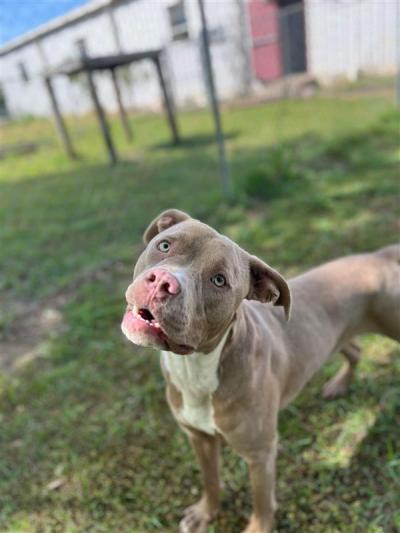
[376,243,400,264]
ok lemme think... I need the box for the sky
[0,0,88,45]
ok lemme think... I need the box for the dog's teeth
[133,311,160,328]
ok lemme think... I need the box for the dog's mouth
[121,305,194,355]
[136,306,161,328]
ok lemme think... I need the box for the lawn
[0,91,399,532]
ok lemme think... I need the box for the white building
[0,0,397,118]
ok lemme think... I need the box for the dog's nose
[145,268,181,298]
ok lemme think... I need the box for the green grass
[0,93,399,532]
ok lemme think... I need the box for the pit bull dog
[121,209,399,533]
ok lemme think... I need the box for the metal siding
[305,0,397,80]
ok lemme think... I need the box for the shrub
[242,145,305,201]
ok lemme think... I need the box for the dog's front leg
[242,437,278,533]
[179,428,221,533]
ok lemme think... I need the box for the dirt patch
[0,307,64,372]
[0,260,128,373]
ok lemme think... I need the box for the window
[18,62,29,83]
[168,1,189,41]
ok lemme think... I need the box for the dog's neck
[161,327,231,435]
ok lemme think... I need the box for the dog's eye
[211,274,226,287]
[157,240,170,253]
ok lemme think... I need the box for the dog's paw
[322,379,348,399]
[179,498,215,533]
[322,369,351,399]
[242,514,272,533]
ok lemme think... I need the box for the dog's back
[370,244,400,341]
[376,243,400,264]
[281,244,400,350]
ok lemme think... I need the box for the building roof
[0,0,120,57]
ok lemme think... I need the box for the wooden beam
[154,56,180,145]
[111,68,133,141]
[44,77,76,160]
[86,70,118,165]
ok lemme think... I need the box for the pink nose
[144,268,181,298]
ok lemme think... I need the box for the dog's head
[121,209,290,354]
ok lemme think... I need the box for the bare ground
[0,260,128,373]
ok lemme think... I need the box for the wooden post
[154,56,180,145]
[44,77,76,160]
[86,69,118,165]
[110,68,133,141]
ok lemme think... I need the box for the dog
[121,209,399,533]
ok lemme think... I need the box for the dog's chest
[161,333,228,435]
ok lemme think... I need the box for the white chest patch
[161,329,230,435]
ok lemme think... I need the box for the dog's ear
[247,255,291,320]
[143,209,191,245]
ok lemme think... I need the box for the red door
[248,0,282,82]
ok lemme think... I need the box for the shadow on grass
[153,131,240,150]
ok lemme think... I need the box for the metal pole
[197,0,233,199]
[234,0,252,96]
[44,77,77,160]
[396,0,400,106]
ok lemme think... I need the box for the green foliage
[0,95,399,531]
[241,144,305,201]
